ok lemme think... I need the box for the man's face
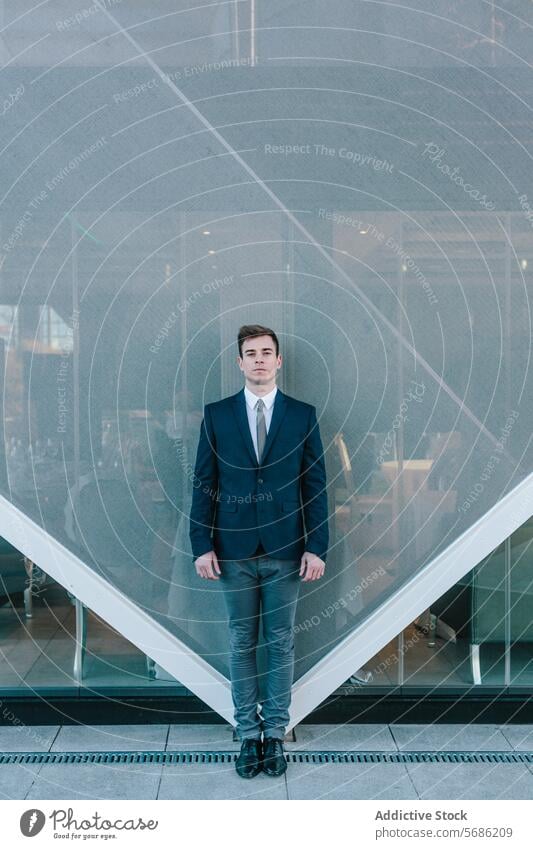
[238,334,282,387]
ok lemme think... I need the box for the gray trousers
[219,550,301,741]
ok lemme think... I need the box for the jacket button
[258,478,263,483]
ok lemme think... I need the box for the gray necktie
[255,398,266,462]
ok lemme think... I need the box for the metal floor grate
[1,750,533,765]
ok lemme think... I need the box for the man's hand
[194,550,221,580]
[299,551,325,581]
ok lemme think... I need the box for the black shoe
[262,737,287,776]
[235,738,263,779]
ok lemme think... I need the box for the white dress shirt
[244,384,278,462]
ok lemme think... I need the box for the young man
[189,324,329,778]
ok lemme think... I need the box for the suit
[189,383,329,741]
[189,385,329,563]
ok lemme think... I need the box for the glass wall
[340,514,533,695]
[0,1,532,697]
[2,516,533,694]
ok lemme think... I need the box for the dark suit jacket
[189,386,329,562]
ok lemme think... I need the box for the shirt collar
[244,384,278,411]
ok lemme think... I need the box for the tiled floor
[1,723,533,800]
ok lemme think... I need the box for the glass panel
[401,548,507,691]
[509,517,533,689]
[0,573,187,693]
[346,515,533,693]
[0,1,532,694]
[333,542,513,693]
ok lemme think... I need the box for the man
[189,324,329,779]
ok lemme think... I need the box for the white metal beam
[287,472,533,730]
[0,493,235,722]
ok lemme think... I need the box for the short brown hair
[237,324,279,358]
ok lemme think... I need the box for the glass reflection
[0,1,532,698]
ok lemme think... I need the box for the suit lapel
[231,386,287,466]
